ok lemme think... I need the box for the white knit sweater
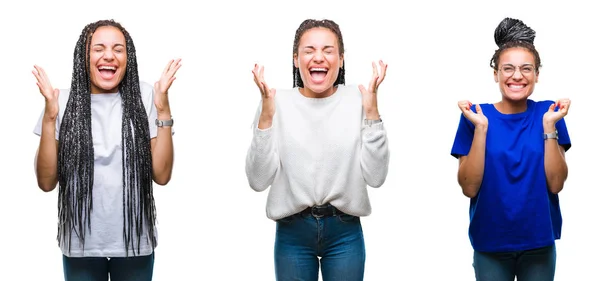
[245,85,390,220]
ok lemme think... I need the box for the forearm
[458,126,487,198]
[245,125,279,192]
[152,112,174,185]
[360,122,389,187]
[36,119,58,192]
[544,124,568,194]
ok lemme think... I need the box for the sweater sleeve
[360,121,390,187]
[245,104,280,192]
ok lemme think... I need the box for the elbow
[367,177,386,188]
[547,180,565,195]
[462,187,478,198]
[248,179,270,192]
[458,179,479,198]
[153,174,172,186]
[37,180,57,192]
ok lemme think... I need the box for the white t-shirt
[33,81,162,257]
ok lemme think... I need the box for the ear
[493,69,499,83]
[535,70,539,83]
[340,53,344,68]
[293,53,298,68]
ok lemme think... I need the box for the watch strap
[156,118,174,127]
[543,130,558,140]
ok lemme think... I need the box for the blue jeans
[473,244,556,281]
[274,211,366,281]
[62,252,154,281]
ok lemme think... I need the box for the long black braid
[57,19,156,257]
[292,19,346,87]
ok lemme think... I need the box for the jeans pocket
[337,213,358,223]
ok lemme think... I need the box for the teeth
[509,84,524,89]
[310,68,327,72]
[99,66,116,70]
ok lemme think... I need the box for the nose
[102,49,115,61]
[312,50,324,62]
[513,66,525,79]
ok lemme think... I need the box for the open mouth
[309,67,328,82]
[98,65,117,79]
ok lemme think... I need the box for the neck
[299,86,337,99]
[495,99,528,114]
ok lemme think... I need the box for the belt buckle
[311,206,326,218]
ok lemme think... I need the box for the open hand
[154,59,182,115]
[359,60,387,119]
[32,65,59,119]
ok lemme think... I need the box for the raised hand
[359,60,387,120]
[32,65,60,120]
[154,59,182,116]
[543,98,571,130]
[252,64,276,121]
[458,100,488,128]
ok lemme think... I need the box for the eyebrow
[501,63,534,66]
[303,45,335,49]
[92,43,126,48]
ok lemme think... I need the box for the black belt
[300,204,344,218]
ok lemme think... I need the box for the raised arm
[358,60,390,187]
[542,99,570,194]
[150,59,181,186]
[245,64,279,192]
[32,65,60,192]
[456,101,488,198]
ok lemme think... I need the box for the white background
[1,0,598,280]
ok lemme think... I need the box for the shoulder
[139,81,155,99]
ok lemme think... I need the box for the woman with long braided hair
[245,19,390,281]
[32,19,180,281]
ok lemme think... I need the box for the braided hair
[292,19,346,88]
[57,19,156,256]
[490,17,541,72]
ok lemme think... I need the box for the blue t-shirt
[451,99,571,253]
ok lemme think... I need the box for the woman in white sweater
[245,19,390,281]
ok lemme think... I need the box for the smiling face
[494,47,538,102]
[294,27,343,98]
[88,26,127,94]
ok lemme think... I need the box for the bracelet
[364,118,382,127]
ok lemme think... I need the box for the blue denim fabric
[274,211,366,281]
[473,244,556,281]
[62,252,154,281]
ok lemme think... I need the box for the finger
[369,62,379,93]
[168,59,182,76]
[358,84,367,95]
[162,59,174,77]
[377,60,388,86]
[547,103,556,112]
[475,104,484,115]
[259,66,265,82]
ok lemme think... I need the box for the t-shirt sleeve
[450,111,476,159]
[556,118,571,152]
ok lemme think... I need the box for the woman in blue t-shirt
[450,17,571,281]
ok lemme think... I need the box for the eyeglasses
[499,64,536,76]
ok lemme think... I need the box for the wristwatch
[364,118,382,127]
[543,130,558,140]
[156,117,174,127]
